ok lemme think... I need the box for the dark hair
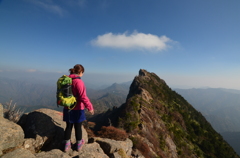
[69,64,85,74]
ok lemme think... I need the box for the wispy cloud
[91,31,175,52]
[28,0,67,17]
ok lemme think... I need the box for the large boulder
[93,137,133,158]
[70,142,109,158]
[18,108,88,152]
[0,118,25,156]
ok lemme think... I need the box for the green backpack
[56,75,80,110]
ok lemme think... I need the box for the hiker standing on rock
[63,64,94,152]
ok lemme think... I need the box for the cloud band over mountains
[91,31,175,51]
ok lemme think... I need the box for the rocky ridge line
[0,106,138,158]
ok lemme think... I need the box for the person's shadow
[18,111,64,151]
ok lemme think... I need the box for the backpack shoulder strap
[72,77,81,80]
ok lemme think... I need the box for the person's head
[69,64,85,76]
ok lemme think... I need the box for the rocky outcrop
[1,108,135,158]
[117,69,239,158]
[92,137,133,157]
[17,108,88,152]
[76,142,108,158]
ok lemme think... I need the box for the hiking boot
[77,139,85,151]
[64,141,71,152]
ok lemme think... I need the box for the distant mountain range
[2,76,240,131]
[0,77,130,115]
[1,77,240,133]
[0,77,56,107]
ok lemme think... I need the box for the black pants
[64,122,82,141]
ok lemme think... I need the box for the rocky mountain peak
[139,69,147,76]
[89,69,239,158]
[117,69,239,158]
[127,69,165,100]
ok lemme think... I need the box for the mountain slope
[91,69,239,158]
[175,88,240,132]
[221,132,240,156]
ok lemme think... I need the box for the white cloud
[91,31,175,51]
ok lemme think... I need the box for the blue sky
[1,0,240,89]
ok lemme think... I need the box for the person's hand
[89,110,94,115]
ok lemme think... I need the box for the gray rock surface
[0,118,24,156]
[35,149,71,158]
[1,148,35,158]
[22,135,47,153]
[77,142,109,158]
[95,137,133,158]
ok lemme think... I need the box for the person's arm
[76,80,94,112]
